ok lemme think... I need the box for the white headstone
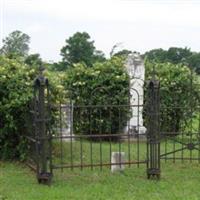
[125,52,146,135]
[111,152,125,172]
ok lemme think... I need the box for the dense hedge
[0,56,65,159]
[145,61,200,132]
[64,57,130,138]
[0,57,36,159]
[2,54,199,159]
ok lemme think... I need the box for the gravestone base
[121,125,147,142]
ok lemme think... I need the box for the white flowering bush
[0,56,36,159]
[0,56,65,159]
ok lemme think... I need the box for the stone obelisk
[125,52,146,135]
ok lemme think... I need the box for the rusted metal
[26,64,200,184]
[159,67,200,164]
[26,66,52,185]
[146,76,161,179]
[51,161,147,169]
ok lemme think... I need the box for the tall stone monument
[125,52,146,135]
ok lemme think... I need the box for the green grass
[1,161,200,200]
[2,139,200,200]
[52,139,200,169]
[52,140,147,169]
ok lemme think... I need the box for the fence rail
[26,67,200,184]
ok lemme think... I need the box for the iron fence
[50,103,147,172]
[25,63,200,185]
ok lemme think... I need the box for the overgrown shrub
[0,56,65,160]
[64,57,130,138]
[0,57,35,159]
[145,61,200,133]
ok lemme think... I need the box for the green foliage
[0,55,65,159]
[60,32,95,67]
[113,49,132,58]
[187,53,200,74]
[44,70,66,103]
[145,61,200,132]
[144,47,192,64]
[24,54,42,67]
[64,57,130,137]
[60,32,105,68]
[166,47,192,64]
[0,56,35,159]
[49,61,68,71]
[0,30,30,58]
[144,48,167,63]
[144,47,200,74]
[93,50,106,63]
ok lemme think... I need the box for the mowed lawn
[1,140,200,200]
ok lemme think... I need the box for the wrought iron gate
[26,68,163,184]
[159,69,200,163]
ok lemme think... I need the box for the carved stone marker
[125,52,146,135]
[111,152,125,172]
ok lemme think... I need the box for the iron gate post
[147,75,160,179]
[34,66,52,184]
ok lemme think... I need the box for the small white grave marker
[111,152,125,173]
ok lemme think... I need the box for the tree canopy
[0,30,30,58]
[113,49,132,58]
[60,32,105,68]
[24,53,42,66]
[144,47,200,74]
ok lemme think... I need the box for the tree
[60,32,96,67]
[144,47,193,65]
[0,30,30,58]
[113,49,132,58]
[187,53,200,74]
[93,50,106,63]
[144,48,167,62]
[166,47,192,64]
[25,53,42,66]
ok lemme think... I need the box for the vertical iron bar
[109,107,112,170]
[198,109,200,163]
[100,108,102,171]
[188,69,193,163]
[118,106,122,169]
[137,94,140,168]
[128,106,131,168]
[80,108,83,171]
[59,102,63,172]
[34,67,52,184]
[147,74,160,179]
[89,107,93,170]
[70,101,74,170]
[47,84,52,176]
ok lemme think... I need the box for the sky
[1,0,200,62]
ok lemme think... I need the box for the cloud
[4,0,200,25]
[25,24,44,34]
[2,0,200,61]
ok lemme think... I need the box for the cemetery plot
[50,103,147,171]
